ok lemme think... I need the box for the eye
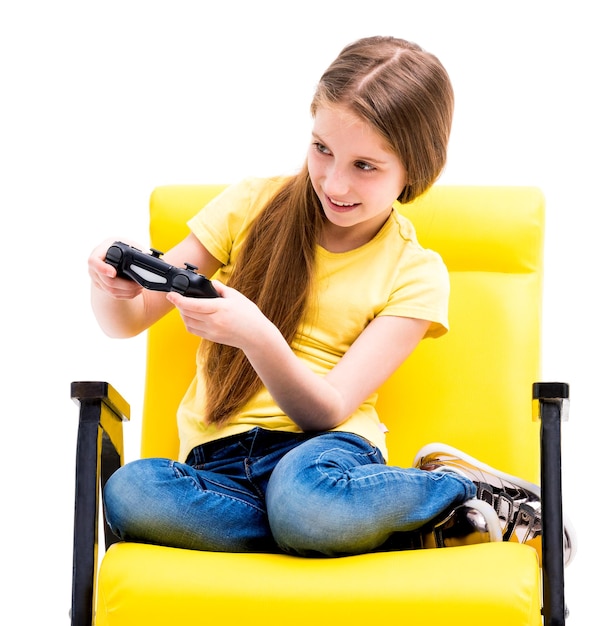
[313,142,331,155]
[355,160,376,172]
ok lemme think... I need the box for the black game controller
[105,241,219,298]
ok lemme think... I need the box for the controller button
[105,246,122,265]
[150,248,164,258]
[184,263,198,272]
[172,274,190,293]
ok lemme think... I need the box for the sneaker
[413,442,576,566]
[417,498,502,549]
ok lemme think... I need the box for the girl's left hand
[166,281,269,349]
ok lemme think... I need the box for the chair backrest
[143,184,544,482]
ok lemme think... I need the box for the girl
[89,36,569,561]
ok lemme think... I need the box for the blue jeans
[104,428,475,556]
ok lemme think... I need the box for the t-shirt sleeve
[380,247,450,339]
[187,178,268,265]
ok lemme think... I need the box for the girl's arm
[168,284,429,431]
[89,233,222,338]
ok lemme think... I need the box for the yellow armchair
[71,184,569,625]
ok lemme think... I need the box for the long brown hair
[203,36,454,425]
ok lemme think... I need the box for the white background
[1,1,608,623]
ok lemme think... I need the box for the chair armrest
[70,381,130,626]
[533,382,570,626]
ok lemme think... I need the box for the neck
[319,211,391,252]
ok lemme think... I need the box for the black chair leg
[534,382,570,626]
[70,382,129,626]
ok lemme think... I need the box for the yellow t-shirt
[176,177,449,461]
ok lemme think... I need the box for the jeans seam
[172,461,267,512]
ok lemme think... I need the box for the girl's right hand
[88,238,144,300]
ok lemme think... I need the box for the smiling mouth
[327,196,358,210]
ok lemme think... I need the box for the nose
[324,164,350,199]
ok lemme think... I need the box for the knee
[103,463,139,534]
[266,490,342,556]
[266,457,357,556]
[103,458,170,536]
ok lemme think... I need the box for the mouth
[326,195,359,212]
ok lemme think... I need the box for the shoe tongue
[420,462,443,472]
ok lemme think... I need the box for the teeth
[331,199,355,207]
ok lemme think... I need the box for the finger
[166,292,186,308]
[88,254,116,281]
[167,291,221,312]
[101,279,142,300]
[210,279,226,296]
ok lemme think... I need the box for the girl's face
[308,104,407,246]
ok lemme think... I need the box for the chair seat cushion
[96,542,541,625]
